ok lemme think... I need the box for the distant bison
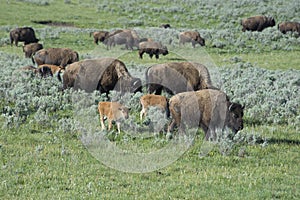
[241,15,275,32]
[168,89,244,140]
[10,27,39,46]
[179,31,205,47]
[90,31,109,45]
[104,29,140,50]
[145,62,212,95]
[23,43,43,58]
[138,41,168,59]
[278,21,300,34]
[63,58,142,95]
[160,24,171,29]
[33,48,79,68]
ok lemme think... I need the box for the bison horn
[229,103,234,111]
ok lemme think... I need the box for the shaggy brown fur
[10,27,39,46]
[278,21,300,34]
[179,31,205,47]
[33,48,79,68]
[168,89,244,140]
[145,62,212,95]
[241,15,275,32]
[138,41,168,59]
[23,43,43,58]
[63,58,142,95]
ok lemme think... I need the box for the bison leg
[139,50,144,59]
[100,115,106,131]
[155,53,159,59]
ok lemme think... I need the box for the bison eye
[233,113,239,118]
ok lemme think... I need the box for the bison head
[268,17,276,27]
[196,37,205,46]
[115,77,142,94]
[159,46,169,56]
[227,103,244,133]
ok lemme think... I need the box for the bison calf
[140,94,169,120]
[168,89,244,140]
[98,101,130,134]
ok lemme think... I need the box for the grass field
[0,0,299,199]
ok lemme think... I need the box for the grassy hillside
[0,0,299,199]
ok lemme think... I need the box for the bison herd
[9,15,299,140]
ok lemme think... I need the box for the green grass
[0,0,299,199]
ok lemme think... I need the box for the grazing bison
[10,27,39,46]
[98,101,130,134]
[278,21,300,34]
[104,29,140,50]
[241,15,275,32]
[23,43,43,58]
[90,31,109,45]
[37,64,64,81]
[145,62,212,95]
[17,65,52,78]
[168,89,244,140]
[160,24,171,28]
[63,58,142,95]
[140,94,169,120]
[33,48,79,68]
[179,31,205,47]
[138,41,168,59]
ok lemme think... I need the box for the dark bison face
[197,37,205,46]
[227,103,244,133]
[269,17,276,27]
[160,46,169,56]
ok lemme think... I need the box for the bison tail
[31,56,36,65]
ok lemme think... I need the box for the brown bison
[90,31,109,45]
[167,89,244,140]
[140,94,169,120]
[98,101,130,134]
[10,27,39,46]
[138,41,168,59]
[160,24,171,29]
[23,43,43,58]
[278,21,300,34]
[104,29,140,50]
[179,31,205,47]
[145,62,211,95]
[17,65,52,78]
[37,64,64,81]
[63,58,142,95]
[33,48,79,68]
[241,15,275,32]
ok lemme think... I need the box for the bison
[145,62,213,95]
[62,58,142,95]
[138,41,168,59]
[98,101,130,134]
[37,64,64,81]
[241,15,275,32]
[104,29,140,50]
[90,31,109,45]
[278,21,300,34]
[167,89,244,140]
[140,94,169,120]
[179,31,205,48]
[23,43,43,58]
[10,27,39,47]
[17,65,52,78]
[160,24,171,29]
[33,48,79,69]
